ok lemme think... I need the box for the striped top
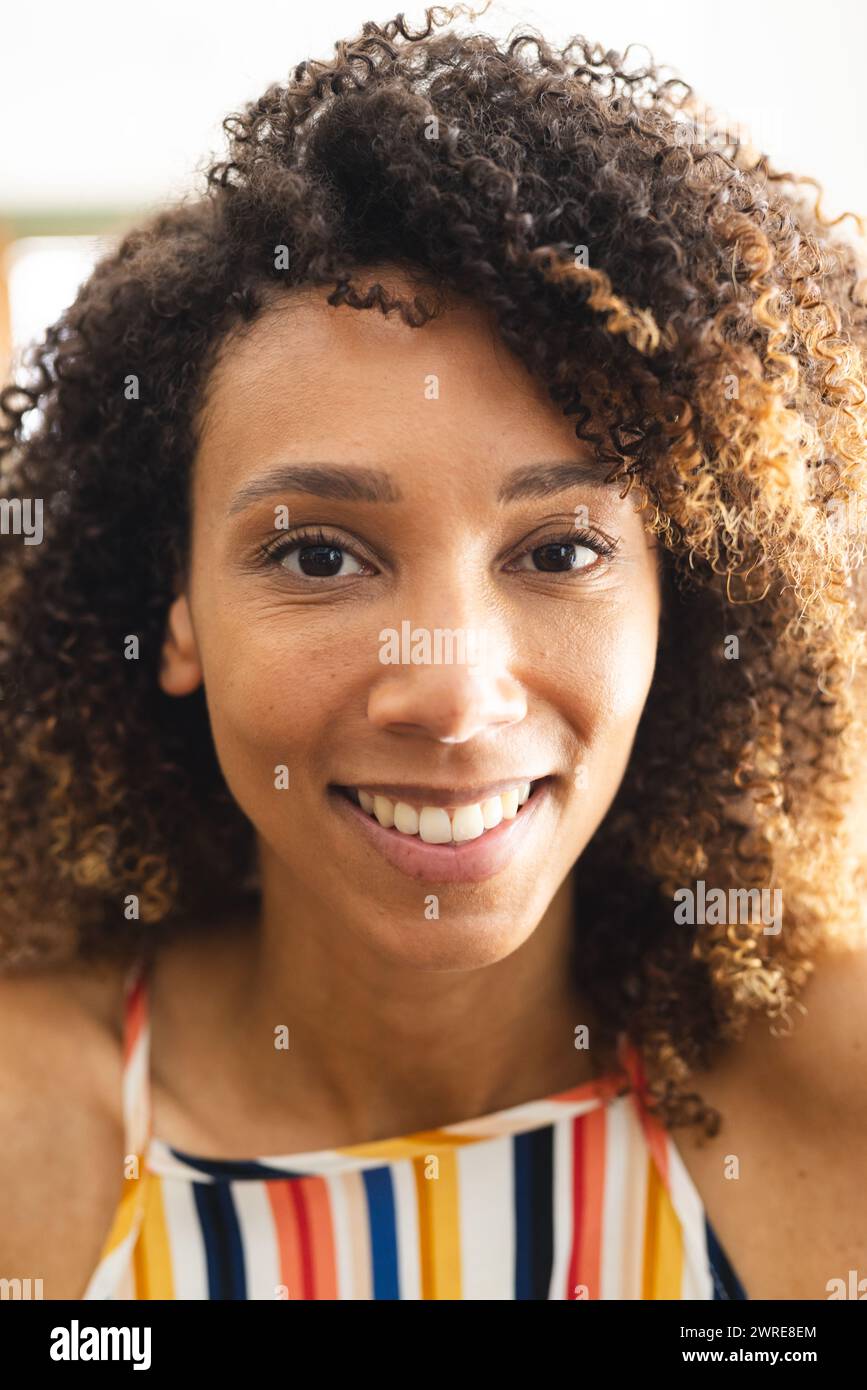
[82,955,747,1300]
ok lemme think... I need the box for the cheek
[549,594,659,761]
[598,601,659,728]
[554,607,658,829]
[199,618,355,791]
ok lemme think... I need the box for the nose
[367,631,527,744]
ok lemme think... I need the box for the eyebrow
[497,459,618,503]
[227,464,401,513]
[227,457,618,516]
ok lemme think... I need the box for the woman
[1,7,866,1301]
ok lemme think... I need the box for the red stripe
[579,1103,606,1299]
[123,970,147,1065]
[300,1176,338,1298]
[566,1112,586,1298]
[289,1178,317,1300]
[267,1181,303,1296]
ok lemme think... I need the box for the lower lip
[328,780,554,884]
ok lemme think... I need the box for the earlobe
[159,594,203,696]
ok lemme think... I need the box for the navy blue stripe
[513,1126,555,1299]
[192,1181,248,1299]
[169,1146,311,1182]
[706,1216,748,1300]
[362,1166,400,1299]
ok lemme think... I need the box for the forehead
[186,265,653,542]
[197,277,579,451]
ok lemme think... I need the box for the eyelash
[254,523,620,578]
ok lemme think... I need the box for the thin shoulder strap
[612,1029,646,1096]
[616,1032,679,1192]
[615,1031,646,1096]
[120,954,152,1158]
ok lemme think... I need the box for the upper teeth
[355,782,533,843]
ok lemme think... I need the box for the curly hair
[2,4,867,1132]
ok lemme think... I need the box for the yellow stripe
[132,1175,175,1299]
[96,1169,144,1258]
[414,1148,462,1300]
[339,1129,481,1163]
[642,1158,683,1299]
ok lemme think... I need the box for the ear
[159,593,203,696]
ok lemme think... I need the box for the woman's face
[161,267,662,969]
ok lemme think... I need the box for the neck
[208,864,597,1142]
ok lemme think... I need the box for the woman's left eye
[509,531,617,575]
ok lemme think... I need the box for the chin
[347,906,537,972]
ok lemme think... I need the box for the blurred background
[1,0,866,384]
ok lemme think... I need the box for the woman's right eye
[279,541,366,580]
[259,528,372,580]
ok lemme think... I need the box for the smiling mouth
[327,776,555,884]
[331,777,550,845]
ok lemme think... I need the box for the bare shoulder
[671,981,867,1300]
[0,955,132,1299]
[0,954,130,1087]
